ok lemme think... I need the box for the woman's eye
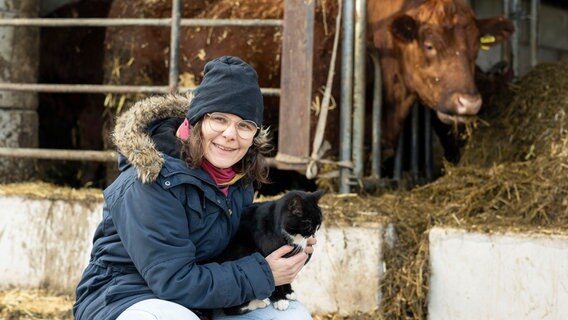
[238,122,255,131]
[212,116,228,124]
[424,43,435,52]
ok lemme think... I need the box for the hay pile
[0,289,72,320]
[460,59,568,166]
[0,182,102,202]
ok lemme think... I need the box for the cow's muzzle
[437,93,482,124]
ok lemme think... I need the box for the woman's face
[201,112,255,168]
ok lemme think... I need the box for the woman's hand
[304,237,317,255]
[265,245,310,286]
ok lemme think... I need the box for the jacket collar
[113,94,190,183]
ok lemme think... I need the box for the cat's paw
[245,298,271,311]
[285,291,297,300]
[272,299,290,311]
[235,298,271,314]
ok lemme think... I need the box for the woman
[73,56,315,320]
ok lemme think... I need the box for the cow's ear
[477,17,514,46]
[391,14,419,43]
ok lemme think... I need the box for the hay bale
[0,289,73,320]
[460,59,568,166]
[0,182,102,202]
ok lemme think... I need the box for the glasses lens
[208,114,229,132]
[207,113,258,139]
[236,121,258,139]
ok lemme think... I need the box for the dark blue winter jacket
[73,95,274,320]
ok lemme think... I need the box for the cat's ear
[312,189,326,201]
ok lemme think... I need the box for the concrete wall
[0,194,385,315]
[4,194,568,318]
[428,227,568,320]
[0,196,101,292]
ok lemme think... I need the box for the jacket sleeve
[111,179,275,309]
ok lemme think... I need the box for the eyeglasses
[205,113,259,140]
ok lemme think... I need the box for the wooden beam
[276,0,315,171]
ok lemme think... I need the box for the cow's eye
[424,42,435,52]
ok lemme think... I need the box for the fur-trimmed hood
[112,94,190,184]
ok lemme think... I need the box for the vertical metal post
[369,49,382,178]
[393,130,404,181]
[352,0,366,179]
[424,109,433,181]
[501,0,510,63]
[339,0,354,193]
[530,0,540,67]
[410,103,419,182]
[510,0,520,77]
[168,0,181,92]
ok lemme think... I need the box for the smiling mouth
[213,142,236,152]
[436,111,477,124]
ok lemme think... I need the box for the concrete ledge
[428,227,568,320]
[0,194,385,314]
[0,195,101,292]
[295,225,384,314]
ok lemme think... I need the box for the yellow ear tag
[480,35,496,51]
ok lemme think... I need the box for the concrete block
[428,227,568,320]
[0,194,386,315]
[0,195,101,293]
[294,224,384,315]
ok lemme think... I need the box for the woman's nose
[222,123,238,139]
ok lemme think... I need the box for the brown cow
[367,0,513,148]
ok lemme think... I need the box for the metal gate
[0,0,315,169]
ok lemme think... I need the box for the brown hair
[180,121,273,185]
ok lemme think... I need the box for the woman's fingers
[266,245,310,286]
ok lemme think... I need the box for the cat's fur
[215,189,324,315]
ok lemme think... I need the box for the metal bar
[351,0,367,179]
[530,0,540,67]
[0,83,280,96]
[168,0,182,92]
[339,0,354,194]
[424,109,433,181]
[369,49,382,178]
[411,103,419,182]
[0,83,170,94]
[0,148,116,162]
[510,0,520,77]
[0,147,279,167]
[0,18,283,28]
[502,0,510,63]
[393,129,404,181]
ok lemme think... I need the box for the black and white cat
[215,189,324,315]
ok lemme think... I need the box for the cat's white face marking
[291,234,308,250]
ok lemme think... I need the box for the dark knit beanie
[187,56,264,126]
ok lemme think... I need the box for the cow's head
[389,0,513,125]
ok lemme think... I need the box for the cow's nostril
[457,95,482,114]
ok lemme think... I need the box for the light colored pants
[117,298,312,320]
